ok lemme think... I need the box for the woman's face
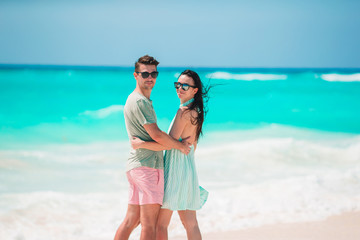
[176,74,198,101]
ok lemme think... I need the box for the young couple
[114,55,209,240]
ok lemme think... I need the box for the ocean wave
[320,73,360,82]
[79,105,124,119]
[206,72,288,81]
[0,142,129,167]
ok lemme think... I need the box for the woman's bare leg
[156,209,173,240]
[178,210,201,240]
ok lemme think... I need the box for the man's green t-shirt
[123,91,163,171]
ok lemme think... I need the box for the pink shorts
[126,166,164,205]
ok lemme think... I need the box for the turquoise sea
[1,66,360,239]
[1,66,360,145]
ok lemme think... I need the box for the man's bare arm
[131,137,171,151]
[143,123,190,154]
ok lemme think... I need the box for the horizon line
[1,63,360,71]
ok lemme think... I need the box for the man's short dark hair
[135,55,159,72]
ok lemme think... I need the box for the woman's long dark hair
[179,69,210,141]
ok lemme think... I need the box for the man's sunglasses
[174,82,196,91]
[136,71,159,79]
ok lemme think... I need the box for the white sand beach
[174,211,360,240]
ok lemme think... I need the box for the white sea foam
[79,105,124,119]
[1,170,359,239]
[1,126,360,239]
[0,192,132,240]
[320,73,360,82]
[206,72,288,81]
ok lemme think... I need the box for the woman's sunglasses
[174,82,196,91]
[136,71,159,79]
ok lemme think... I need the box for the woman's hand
[130,136,144,150]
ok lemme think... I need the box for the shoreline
[173,211,360,240]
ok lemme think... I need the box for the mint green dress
[162,99,208,211]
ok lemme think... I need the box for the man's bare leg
[114,204,140,240]
[156,209,173,240]
[178,210,202,240]
[140,204,161,240]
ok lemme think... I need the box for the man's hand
[130,136,144,150]
[180,137,192,155]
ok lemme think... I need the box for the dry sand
[173,211,360,240]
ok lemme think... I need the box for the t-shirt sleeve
[135,99,156,125]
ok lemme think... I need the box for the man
[114,55,190,240]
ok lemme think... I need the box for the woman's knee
[180,217,199,230]
[156,221,169,233]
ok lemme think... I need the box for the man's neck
[134,87,151,99]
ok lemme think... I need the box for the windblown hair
[179,69,211,141]
[135,55,159,72]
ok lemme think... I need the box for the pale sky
[0,0,359,68]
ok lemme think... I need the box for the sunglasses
[174,82,196,91]
[136,71,159,79]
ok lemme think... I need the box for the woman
[131,69,209,240]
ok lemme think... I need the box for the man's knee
[141,220,157,229]
[141,224,156,236]
[123,216,140,230]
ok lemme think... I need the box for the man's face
[134,64,157,90]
